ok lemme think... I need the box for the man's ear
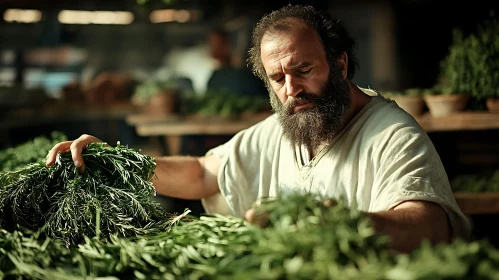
[337,52,348,80]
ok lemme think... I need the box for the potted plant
[131,80,179,115]
[466,17,499,112]
[382,88,425,117]
[424,29,472,117]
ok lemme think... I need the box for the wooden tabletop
[1,102,140,129]
[415,112,499,132]
[126,113,273,136]
[454,192,499,215]
[127,111,499,137]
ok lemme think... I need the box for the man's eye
[299,69,312,74]
[274,77,284,83]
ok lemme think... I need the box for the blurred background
[0,0,496,145]
[0,0,499,243]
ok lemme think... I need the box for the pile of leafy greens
[1,136,499,279]
[0,193,499,279]
[0,131,67,172]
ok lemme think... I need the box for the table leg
[162,135,181,156]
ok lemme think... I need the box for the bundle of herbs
[0,142,171,246]
[0,131,67,172]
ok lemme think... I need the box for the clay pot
[486,98,499,113]
[423,94,469,117]
[147,90,177,115]
[390,96,425,117]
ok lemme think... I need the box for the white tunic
[201,88,471,240]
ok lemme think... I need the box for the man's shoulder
[355,89,426,137]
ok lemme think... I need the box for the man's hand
[244,207,271,227]
[245,198,338,228]
[46,134,104,174]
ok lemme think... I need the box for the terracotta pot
[486,98,499,113]
[423,94,469,117]
[390,95,425,117]
[147,91,177,114]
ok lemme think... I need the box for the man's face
[260,20,350,149]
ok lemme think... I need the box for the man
[46,4,470,253]
[206,27,267,97]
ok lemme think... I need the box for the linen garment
[201,88,471,240]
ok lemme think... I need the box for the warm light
[150,9,195,23]
[58,10,134,25]
[174,10,190,23]
[3,9,42,23]
[150,9,175,23]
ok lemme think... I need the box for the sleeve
[201,115,279,217]
[370,124,472,241]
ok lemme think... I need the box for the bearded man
[47,4,470,253]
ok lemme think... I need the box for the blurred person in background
[206,27,267,97]
[180,27,268,157]
[47,4,471,254]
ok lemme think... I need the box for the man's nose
[285,75,303,97]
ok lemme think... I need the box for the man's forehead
[260,22,323,61]
[261,18,312,42]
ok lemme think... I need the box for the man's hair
[248,4,359,84]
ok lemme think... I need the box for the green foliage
[402,88,424,97]
[386,239,499,279]
[1,136,499,279]
[468,17,499,99]
[439,14,499,98]
[131,80,181,105]
[451,169,499,192]
[439,29,475,95]
[0,131,67,172]
[1,192,499,279]
[0,142,171,246]
[185,90,270,118]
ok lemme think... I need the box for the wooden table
[127,111,499,155]
[454,192,499,215]
[415,112,499,132]
[1,102,140,147]
[126,112,272,155]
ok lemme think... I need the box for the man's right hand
[45,134,103,172]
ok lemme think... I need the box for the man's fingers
[45,134,103,172]
[46,141,73,166]
[244,208,270,228]
[323,199,338,207]
[70,134,101,173]
[70,142,84,168]
[245,208,256,222]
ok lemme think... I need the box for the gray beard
[269,63,351,152]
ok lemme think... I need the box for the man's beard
[269,63,351,151]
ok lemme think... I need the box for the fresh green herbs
[0,142,170,246]
[1,192,499,279]
[1,136,499,279]
[0,131,67,172]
